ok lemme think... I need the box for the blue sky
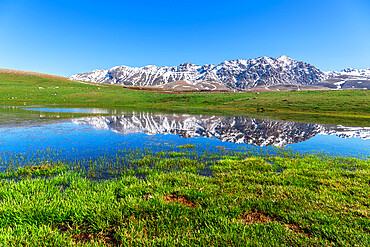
[0,0,369,76]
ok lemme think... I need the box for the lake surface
[0,106,369,160]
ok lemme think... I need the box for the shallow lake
[0,106,369,161]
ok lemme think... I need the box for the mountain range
[72,113,370,147]
[69,56,370,91]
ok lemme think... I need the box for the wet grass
[0,147,369,246]
[0,161,67,179]
[0,144,287,180]
[0,72,369,126]
[177,144,196,149]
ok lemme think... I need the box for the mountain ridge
[69,56,370,90]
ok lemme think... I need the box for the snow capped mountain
[323,68,370,80]
[72,113,370,147]
[340,68,370,77]
[70,56,329,90]
[318,67,370,90]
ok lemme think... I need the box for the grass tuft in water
[177,144,196,149]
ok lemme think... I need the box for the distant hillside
[0,68,68,80]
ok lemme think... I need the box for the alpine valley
[69,55,370,91]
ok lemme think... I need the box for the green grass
[177,144,196,149]
[0,161,67,179]
[157,151,189,158]
[0,72,369,126]
[0,149,368,246]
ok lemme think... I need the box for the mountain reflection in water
[72,113,370,147]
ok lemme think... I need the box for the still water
[0,107,368,159]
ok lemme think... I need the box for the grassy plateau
[0,70,369,126]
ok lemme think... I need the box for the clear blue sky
[0,0,369,76]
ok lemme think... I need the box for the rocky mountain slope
[72,113,370,147]
[69,56,369,90]
[317,75,370,90]
[318,68,370,89]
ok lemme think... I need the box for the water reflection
[72,113,370,147]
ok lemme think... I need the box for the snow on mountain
[72,114,370,147]
[318,72,370,90]
[70,56,329,90]
[322,68,370,81]
[340,68,370,77]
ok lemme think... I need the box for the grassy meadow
[0,70,369,126]
[0,147,369,246]
[0,69,369,246]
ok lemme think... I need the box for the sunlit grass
[0,146,368,245]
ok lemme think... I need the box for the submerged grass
[0,161,67,179]
[0,147,369,246]
[177,144,196,149]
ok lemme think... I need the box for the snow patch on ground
[333,80,346,89]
